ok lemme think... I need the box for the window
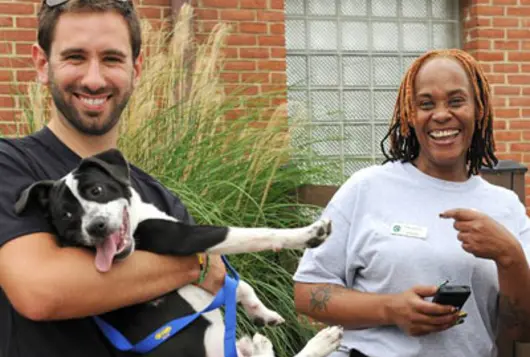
[286,0,460,183]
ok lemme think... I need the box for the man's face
[39,11,142,136]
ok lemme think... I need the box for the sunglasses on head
[44,0,128,7]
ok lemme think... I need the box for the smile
[428,129,461,140]
[75,94,111,110]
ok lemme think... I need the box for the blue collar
[93,255,240,356]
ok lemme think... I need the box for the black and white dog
[15,149,342,357]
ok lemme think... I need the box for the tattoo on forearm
[309,285,332,313]
[499,294,530,339]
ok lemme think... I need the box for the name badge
[390,223,428,239]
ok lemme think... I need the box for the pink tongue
[95,233,120,273]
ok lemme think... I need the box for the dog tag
[390,223,428,239]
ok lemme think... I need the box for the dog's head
[15,149,135,273]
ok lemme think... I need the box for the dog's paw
[305,219,332,248]
[252,333,274,357]
[236,335,254,357]
[297,326,343,357]
[251,308,285,327]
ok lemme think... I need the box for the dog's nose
[87,217,109,237]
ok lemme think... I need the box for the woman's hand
[440,208,523,268]
[387,285,460,336]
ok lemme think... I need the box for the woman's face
[411,57,476,181]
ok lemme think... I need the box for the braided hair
[381,49,497,176]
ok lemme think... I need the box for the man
[0,0,226,356]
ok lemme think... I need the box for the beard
[48,69,133,136]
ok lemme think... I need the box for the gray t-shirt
[294,161,530,357]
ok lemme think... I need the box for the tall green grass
[16,5,334,356]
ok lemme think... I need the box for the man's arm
[0,232,203,321]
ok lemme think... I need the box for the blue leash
[94,256,240,355]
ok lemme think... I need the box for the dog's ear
[79,149,131,186]
[15,180,55,215]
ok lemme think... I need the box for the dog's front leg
[205,219,331,255]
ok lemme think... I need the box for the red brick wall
[190,0,287,120]
[461,0,530,209]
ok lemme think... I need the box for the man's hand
[440,208,523,268]
[196,254,226,295]
[387,285,460,336]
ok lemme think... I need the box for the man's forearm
[497,248,530,342]
[0,233,200,321]
[294,282,393,329]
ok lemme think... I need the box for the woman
[293,49,530,357]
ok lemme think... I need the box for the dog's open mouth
[95,208,131,273]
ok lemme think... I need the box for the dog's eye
[62,211,72,220]
[90,186,104,197]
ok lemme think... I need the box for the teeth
[80,97,105,106]
[430,129,459,138]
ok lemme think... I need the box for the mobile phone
[432,283,471,311]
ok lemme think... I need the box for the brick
[242,72,269,83]
[522,41,530,51]
[494,40,519,51]
[201,0,238,7]
[240,0,267,9]
[0,42,12,55]
[223,48,239,58]
[0,4,34,15]
[510,120,530,129]
[510,97,530,107]
[507,29,530,39]
[495,108,520,118]
[0,30,36,42]
[509,53,530,62]
[270,23,285,34]
[240,48,269,59]
[0,57,33,68]
[0,17,13,28]
[142,0,170,5]
[466,40,491,50]
[219,72,240,83]
[523,87,530,95]
[16,70,36,82]
[0,70,12,82]
[475,51,504,62]
[223,60,256,71]
[495,130,521,141]
[0,96,14,107]
[270,0,284,9]
[493,86,520,95]
[523,132,530,141]
[464,17,491,29]
[472,6,504,16]
[511,143,530,152]
[492,17,518,27]
[224,84,259,95]
[16,17,38,28]
[15,43,32,56]
[239,22,267,34]
[477,29,504,39]
[485,74,505,84]
[195,9,219,20]
[137,6,161,19]
[257,60,286,71]
[523,108,530,116]
[258,35,285,46]
[226,34,256,46]
[493,64,519,73]
[271,47,286,58]
[220,10,256,21]
[507,7,530,16]
[492,97,506,107]
[271,72,286,83]
[497,153,523,162]
[493,0,518,4]
[257,11,285,22]
[507,75,530,85]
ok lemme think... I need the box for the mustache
[65,85,113,97]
